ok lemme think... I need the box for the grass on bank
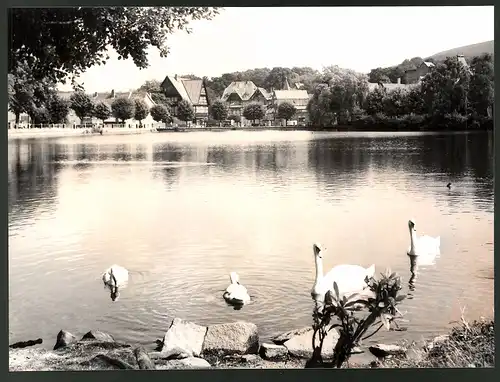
[378,318,495,368]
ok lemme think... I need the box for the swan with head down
[311,243,375,303]
[223,272,251,306]
[102,264,129,301]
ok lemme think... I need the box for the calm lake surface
[8,130,494,349]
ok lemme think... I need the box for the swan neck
[314,255,323,283]
[409,227,417,251]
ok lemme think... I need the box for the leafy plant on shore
[306,269,407,368]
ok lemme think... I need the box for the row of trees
[307,54,494,129]
[207,100,299,126]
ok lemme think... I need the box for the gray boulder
[134,347,155,369]
[259,343,288,361]
[202,321,259,357]
[156,357,211,369]
[272,327,312,345]
[54,330,77,350]
[81,330,115,342]
[283,327,339,359]
[369,344,407,358]
[161,318,207,357]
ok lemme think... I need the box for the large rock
[283,327,339,359]
[259,343,288,361]
[161,318,207,358]
[54,330,77,350]
[272,327,311,345]
[156,357,211,369]
[369,344,406,358]
[134,347,155,369]
[81,330,115,342]
[202,321,259,357]
[425,334,449,351]
[10,340,138,371]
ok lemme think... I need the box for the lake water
[8,130,494,350]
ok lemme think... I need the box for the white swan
[407,219,441,259]
[311,243,376,303]
[102,265,129,301]
[223,272,251,306]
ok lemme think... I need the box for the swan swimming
[407,219,441,258]
[223,272,251,306]
[102,265,129,301]
[311,243,376,303]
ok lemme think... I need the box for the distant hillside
[427,40,493,61]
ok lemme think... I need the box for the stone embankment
[11,316,482,370]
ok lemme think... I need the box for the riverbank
[8,317,494,371]
[8,125,491,140]
[7,126,153,139]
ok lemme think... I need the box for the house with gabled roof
[404,61,436,84]
[220,80,273,124]
[160,75,210,122]
[271,79,311,125]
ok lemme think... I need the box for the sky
[58,6,494,92]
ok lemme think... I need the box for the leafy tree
[176,99,195,123]
[307,84,337,126]
[364,86,386,115]
[111,98,135,123]
[134,98,150,126]
[276,102,297,126]
[47,96,70,123]
[243,103,265,124]
[420,56,470,116]
[265,67,295,90]
[208,100,229,126]
[93,101,111,124]
[69,91,94,124]
[138,79,162,93]
[9,7,221,84]
[307,270,406,368]
[31,107,51,124]
[382,88,408,117]
[368,67,392,84]
[8,62,58,123]
[468,53,494,117]
[309,66,369,124]
[400,86,425,115]
[150,104,173,124]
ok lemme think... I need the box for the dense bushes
[307,54,494,131]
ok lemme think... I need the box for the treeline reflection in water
[8,131,494,347]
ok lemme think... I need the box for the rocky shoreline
[9,317,494,371]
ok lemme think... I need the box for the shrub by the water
[381,319,494,368]
[307,269,407,368]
